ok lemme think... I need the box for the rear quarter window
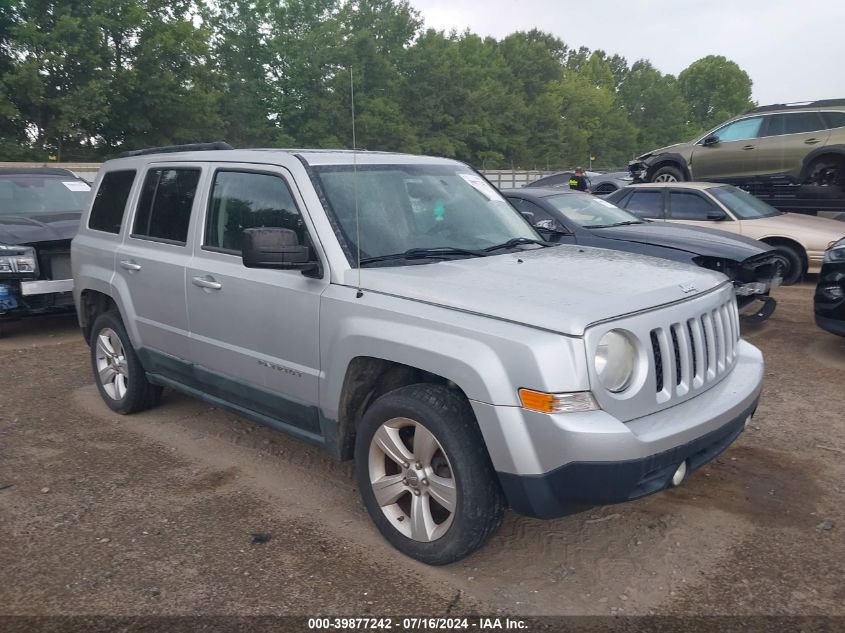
[88,170,137,234]
[822,111,845,129]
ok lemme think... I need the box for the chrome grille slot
[649,296,739,405]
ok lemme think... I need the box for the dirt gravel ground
[0,283,843,620]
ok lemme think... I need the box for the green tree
[402,30,526,167]
[679,55,754,133]
[618,60,688,153]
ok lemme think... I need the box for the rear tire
[650,165,684,183]
[768,244,804,286]
[803,156,845,191]
[354,384,505,565]
[90,311,162,414]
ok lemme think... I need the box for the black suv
[0,168,91,333]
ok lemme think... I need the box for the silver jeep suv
[72,145,764,564]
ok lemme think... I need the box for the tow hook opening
[671,460,688,487]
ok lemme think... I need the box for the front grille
[649,296,740,404]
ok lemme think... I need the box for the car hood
[635,143,688,161]
[743,213,845,249]
[348,245,726,336]
[592,223,772,261]
[0,212,81,245]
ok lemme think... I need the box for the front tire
[650,165,684,183]
[90,311,162,414]
[354,384,504,565]
[769,244,804,285]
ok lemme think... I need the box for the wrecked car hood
[592,223,772,262]
[634,143,688,161]
[0,213,81,245]
[349,245,726,336]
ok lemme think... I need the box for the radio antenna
[351,66,363,299]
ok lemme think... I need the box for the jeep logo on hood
[679,282,698,294]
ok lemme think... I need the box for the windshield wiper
[483,237,552,252]
[358,246,487,266]
[585,221,644,228]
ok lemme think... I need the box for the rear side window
[132,168,201,244]
[205,171,306,254]
[668,192,718,220]
[822,111,845,129]
[765,112,826,136]
[89,170,136,233]
[623,191,664,219]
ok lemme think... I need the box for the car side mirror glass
[534,219,557,231]
[702,135,720,147]
[242,228,315,271]
[707,209,728,221]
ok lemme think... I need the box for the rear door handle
[192,275,222,291]
[804,138,821,145]
[119,260,142,271]
[742,145,755,150]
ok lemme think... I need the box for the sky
[407,0,845,106]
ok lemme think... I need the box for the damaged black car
[815,238,845,336]
[0,168,91,334]
[503,188,782,322]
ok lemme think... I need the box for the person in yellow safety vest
[568,167,590,192]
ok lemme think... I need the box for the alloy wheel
[367,417,456,542]
[653,173,679,182]
[95,328,129,400]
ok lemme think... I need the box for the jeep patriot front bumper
[470,340,763,518]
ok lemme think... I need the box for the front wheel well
[79,290,119,344]
[335,357,470,460]
[759,237,808,272]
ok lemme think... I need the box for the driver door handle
[804,138,821,145]
[192,275,223,290]
[742,145,755,150]
[119,260,142,271]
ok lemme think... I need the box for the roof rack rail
[118,141,234,159]
[0,167,78,177]
[745,99,845,114]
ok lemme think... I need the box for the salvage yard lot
[1,284,843,617]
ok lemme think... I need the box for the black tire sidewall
[89,312,153,414]
[771,246,803,285]
[354,384,504,565]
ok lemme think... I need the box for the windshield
[313,164,538,265]
[545,193,644,228]
[0,174,91,215]
[709,185,781,219]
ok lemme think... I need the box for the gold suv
[628,100,845,196]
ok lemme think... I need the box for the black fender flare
[643,153,692,181]
[800,145,845,181]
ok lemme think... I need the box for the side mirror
[702,135,720,147]
[242,228,317,272]
[534,219,557,231]
[707,209,728,221]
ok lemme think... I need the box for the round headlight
[595,330,637,393]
